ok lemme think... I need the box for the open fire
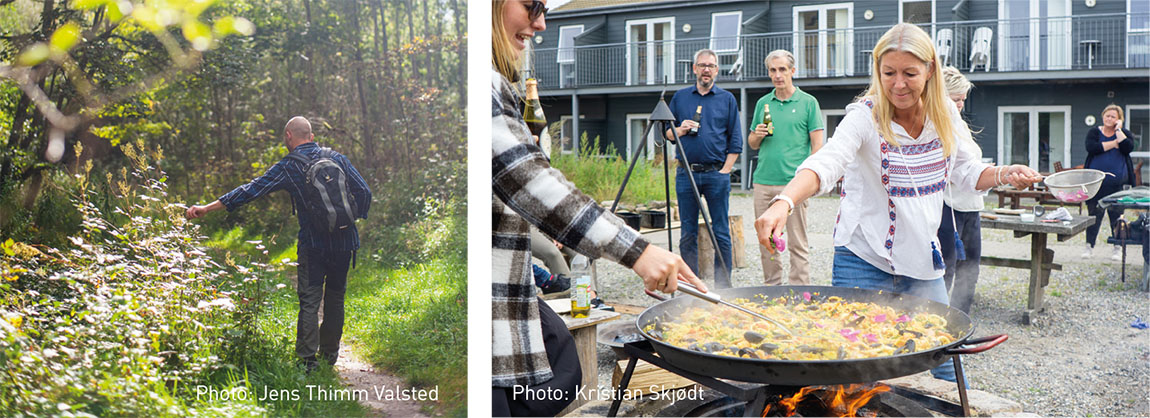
[763,384,892,417]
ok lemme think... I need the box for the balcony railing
[530,13,1149,91]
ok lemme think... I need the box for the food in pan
[644,292,957,361]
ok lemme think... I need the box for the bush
[550,133,676,205]
[0,142,289,416]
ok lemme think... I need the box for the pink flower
[895,314,910,323]
[803,292,812,302]
[873,314,887,323]
[865,333,878,343]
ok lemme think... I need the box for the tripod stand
[608,93,732,288]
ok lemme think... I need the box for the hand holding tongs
[648,280,795,337]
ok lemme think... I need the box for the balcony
[530,13,1149,91]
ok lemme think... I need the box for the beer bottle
[523,78,547,137]
[570,254,591,318]
[762,103,774,137]
[688,105,702,135]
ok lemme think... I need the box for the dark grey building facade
[530,0,1150,189]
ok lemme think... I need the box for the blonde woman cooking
[754,23,1042,383]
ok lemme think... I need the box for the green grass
[343,257,468,417]
[551,133,676,205]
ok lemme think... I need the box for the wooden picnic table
[979,213,1094,324]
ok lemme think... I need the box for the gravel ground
[582,190,1150,417]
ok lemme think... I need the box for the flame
[762,384,891,417]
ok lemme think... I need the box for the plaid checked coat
[492,68,650,387]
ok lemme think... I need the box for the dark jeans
[1085,182,1125,247]
[676,167,733,288]
[492,298,582,416]
[938,204,982,314]
[296,247,352,364]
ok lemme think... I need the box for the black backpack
[286,147,358,234]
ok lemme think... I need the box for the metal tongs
[665,280,795,337]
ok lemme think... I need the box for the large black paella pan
[636,285,1006,386]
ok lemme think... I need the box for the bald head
[283,116,314,150]
[285,116,312,136]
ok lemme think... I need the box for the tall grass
[345,200,467,417]
[551,133,677,205]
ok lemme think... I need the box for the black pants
[296,248,352,364]
[493,298,582,417]
[1085,183,1125,247]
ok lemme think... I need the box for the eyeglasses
[523,0,548,21]
[695,63,718,70]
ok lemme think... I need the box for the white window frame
[792,2,855,78]
[559,115,584,155]
[996,106,1072,170]
[1128,0,1150,68]
[557,25,584,64]
[710,11,743,53]
[1127,104,1150,159]
[625,114,658,161]
[625,17,676,86]
[898,0,936,36]
[997,0,1072,71]
[822,108,847,142]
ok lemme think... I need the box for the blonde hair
[941,66,972,96]
[1102,104,1124,120]
[492,0,522,82]
[862,23,962,156]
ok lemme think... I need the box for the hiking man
[186,116,371,370]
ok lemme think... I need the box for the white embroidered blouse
[797,97,990,280]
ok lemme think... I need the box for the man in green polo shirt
[748,49,825,286]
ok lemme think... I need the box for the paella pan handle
[644,289,668,302]
[944,334,1008,355]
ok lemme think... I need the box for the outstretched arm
[186,200,225,219]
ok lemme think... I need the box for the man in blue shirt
[665,49,743,288]
[186,116,371,371]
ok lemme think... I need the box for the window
[626,114,660,161]
[1129,0,1150,67]
[899,0,934,26]
[793,3,854,78]
[626,17,676,86]
[822,109,846,140]
[997,106,1071,172]
[710,12,742,53]
[559,115,584,155]
[1127,104,1149,159]
[557,25,584,88]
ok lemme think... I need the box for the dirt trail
[335,343,430,417]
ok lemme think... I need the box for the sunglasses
[523,0,548,21]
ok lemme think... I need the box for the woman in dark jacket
[1082,104,1136,260]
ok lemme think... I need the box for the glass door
[999,106,1071,172]
[999,0,1071,71]
[627,18,675,85]
[793,3,854,78]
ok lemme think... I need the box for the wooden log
[611,358,696,397]
[697,215,747,281]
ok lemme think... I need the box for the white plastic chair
[729,51,744,79]
[936,29,953,66]
[969,27,993,72]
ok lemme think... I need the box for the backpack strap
[285,151,311,166]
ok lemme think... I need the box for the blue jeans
[676,168,733,288]
[832,246,963,384]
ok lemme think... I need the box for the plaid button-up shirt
[492,68,649,387]
[218,142,372,252]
